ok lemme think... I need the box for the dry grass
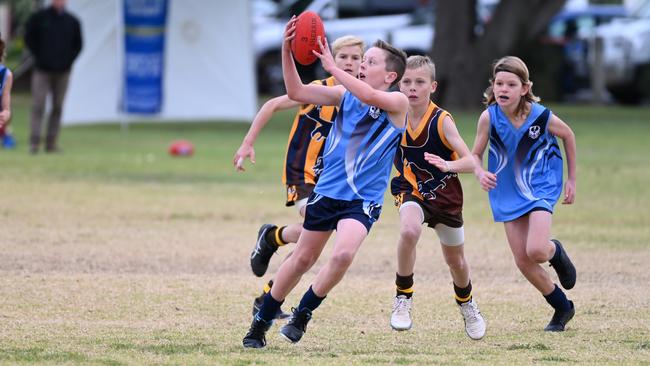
[0,102,649,364]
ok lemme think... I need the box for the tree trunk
[432,0,566,110]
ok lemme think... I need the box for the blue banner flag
[123,0,168,114]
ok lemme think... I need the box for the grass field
[1,94,649,365]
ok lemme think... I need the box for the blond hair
[483,56,540,118]
[406,55,435,81]
[331,35,365,57]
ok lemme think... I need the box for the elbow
[286,87,308,104]
[286,87,299,101]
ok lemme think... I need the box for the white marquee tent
[63,0,256,125]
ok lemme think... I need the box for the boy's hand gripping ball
[290,11,325,66]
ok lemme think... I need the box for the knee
[526,246,549,263]
[330,251,355,270]
[32,104,45,115]
[445,253,466,272]
[50,106,63,116]
[291,252,316,273]
[399,224,422,244]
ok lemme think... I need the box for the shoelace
[461,302,480,322]
[393,297,410,314]
[289,308,312,331]
[248,319,267,338]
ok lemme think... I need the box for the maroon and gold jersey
[282,77,337,187]
[390,101,463,215]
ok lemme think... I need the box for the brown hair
[406,55,435,81]
[331,35,365,57]
[483,56,540,118]
[373,39,406,88]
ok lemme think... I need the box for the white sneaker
[459,299,486,340]
[390,295,413,331]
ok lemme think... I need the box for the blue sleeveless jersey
[487,103,564,222]
[0,65,7,108]
[314,91,405,207]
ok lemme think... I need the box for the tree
[432,0,566,109]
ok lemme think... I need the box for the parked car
[590,0,650,103]
[537,4,627,98]
[253,0,433,94]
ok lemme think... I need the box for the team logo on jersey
[363,202,382,223]
[528,125,541,139]
[311,122,330,142]
[368,106,381,119]
[313,157,324,177]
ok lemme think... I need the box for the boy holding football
[242,16,408,348]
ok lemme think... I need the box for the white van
[590,0,650,103]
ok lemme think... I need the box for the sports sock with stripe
[454,280,472,305]
[396,272,414,299]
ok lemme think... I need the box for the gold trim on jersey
[282,77,339,186]
[406,101,436,141]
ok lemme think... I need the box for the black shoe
[252,296,291,320]
[544,301,575,332]
[549,239,577,290]
[243,316,273,348]
[250,224,279,277]
[279,307,312,343]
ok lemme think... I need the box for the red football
[290,11,325,65]
[168,140,194,157]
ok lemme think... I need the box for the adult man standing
[25,0,82,154]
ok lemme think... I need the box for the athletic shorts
[303,193,381,233]
[286,183,315,207]
[395,193,463,229]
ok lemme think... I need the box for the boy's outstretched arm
[424,116,475,173]
[281,17,343,107]
[548,115,577,204]
[233,95,300,171]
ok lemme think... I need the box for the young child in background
[0,33,15,149]
[471,56,577,332]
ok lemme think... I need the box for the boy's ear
[385,71,398,86]
[430,80,438,94]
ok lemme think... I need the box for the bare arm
[314,37,408,127]
[471,110,497,191]
[0,71,13,127]
[548,114,577,204]
[282,18,344,107]
[233,95,301,171]
[423,116,475,173]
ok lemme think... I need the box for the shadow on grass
[0,347,123,366]
[110,342,221,356]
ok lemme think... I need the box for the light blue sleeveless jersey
[0,65,7,105]
[314,91,405,207]
[487,103,564,222]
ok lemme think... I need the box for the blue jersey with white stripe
[487,103,564,222]
[315,91,405,206]
[0,65,7,108]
